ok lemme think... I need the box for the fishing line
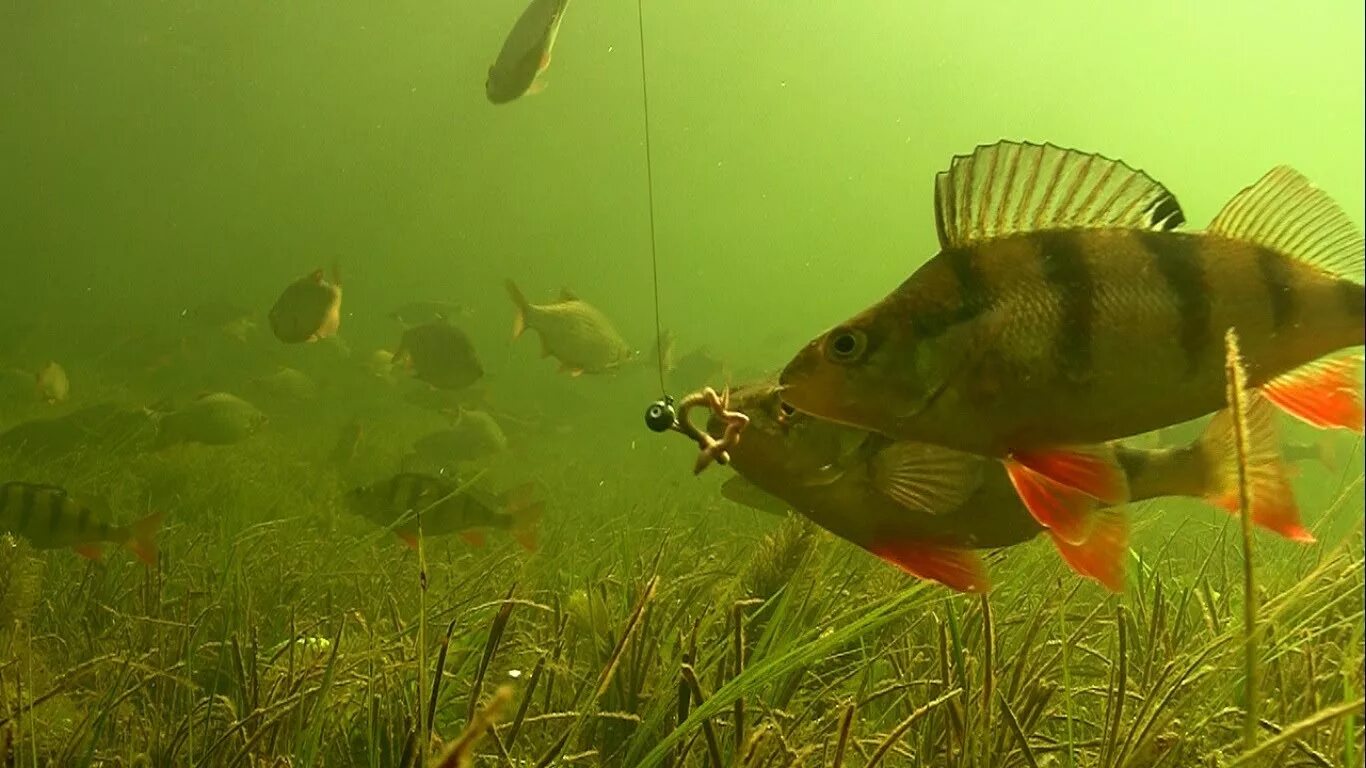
[636,0,667,399]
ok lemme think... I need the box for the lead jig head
[644,396,676,433]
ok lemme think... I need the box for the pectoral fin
[1005,445,1128,544]
[870,441,982,515]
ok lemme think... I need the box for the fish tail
[1197,394,1313,542]
[501,482,543,552]
[122,510,165,566]
[504,280,529,340]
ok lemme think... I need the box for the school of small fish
[1,9,1361,603]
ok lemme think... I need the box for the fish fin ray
[1048,507,1128,591]
[124,510,164,566]
[869,540,990,593]
[1010,445,1129,504]
[870,441,982,515]
[504,280,528,340]
[1208,167,1364,284]
[74,544,104,561]
[1259,354,1364,434]
[1201,394,1315,542]
[933,140,1185,249]
[1005,459,1105,545]
[502,484,542,551]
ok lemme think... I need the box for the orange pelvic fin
[1047,507,1129,592]
[1260,355,1363,435]
[73,544,104,561]
[124,511,164,566]
[1005,445,1128,544]
[459,530,487,548]
[502,482,543,552]
[1202,394,1314,542]
[869,540,990,593]
[398,532,419,550]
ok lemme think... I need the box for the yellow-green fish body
[0,482,162,564]
[35,361,69,404]
[392,319,483,391]
[153,392,266,448]
[505,280,634,375]
[269,268,342,344]
[345,473,540,550]
[781,142,1364,458]
[712,379,1309,593]
[779,142,1363,542]
[486,0,571,104]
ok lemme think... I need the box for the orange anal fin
[459,530,487,548]
[868,541,990,593]
[398,532,419,550]
[1048,508,1129,592]
[73,544,104,561]
[1260,355,1364,434]
[1004,460,1102,545]
[125,511,164,566]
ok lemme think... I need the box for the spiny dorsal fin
[558,287,579,302]
[1208,166,1364,285]
[933,141,1185,249]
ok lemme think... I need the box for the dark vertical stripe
[0,483,11,515]
[1256,247,1297,332]
[17,485,36,531]
[911,247,992,338]
[48,492,64,533]
[75,499,91,536]
[1339,281,1365,326]
[1037,233,1095,383]
[1138,231,1211,375]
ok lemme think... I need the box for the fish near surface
[269,267,342,344]
[779,140,1365,544]
[345,473,541,551]
[35,361,69,404]
[0,482,162,564]
[486,0,571,104]
[505,280,635,376]
[392,319,484,391]
[711,380,1311,593]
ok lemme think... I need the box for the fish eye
[824,327,867,364]
[778,402,795,417]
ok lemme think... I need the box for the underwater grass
[0,366,1360,767]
